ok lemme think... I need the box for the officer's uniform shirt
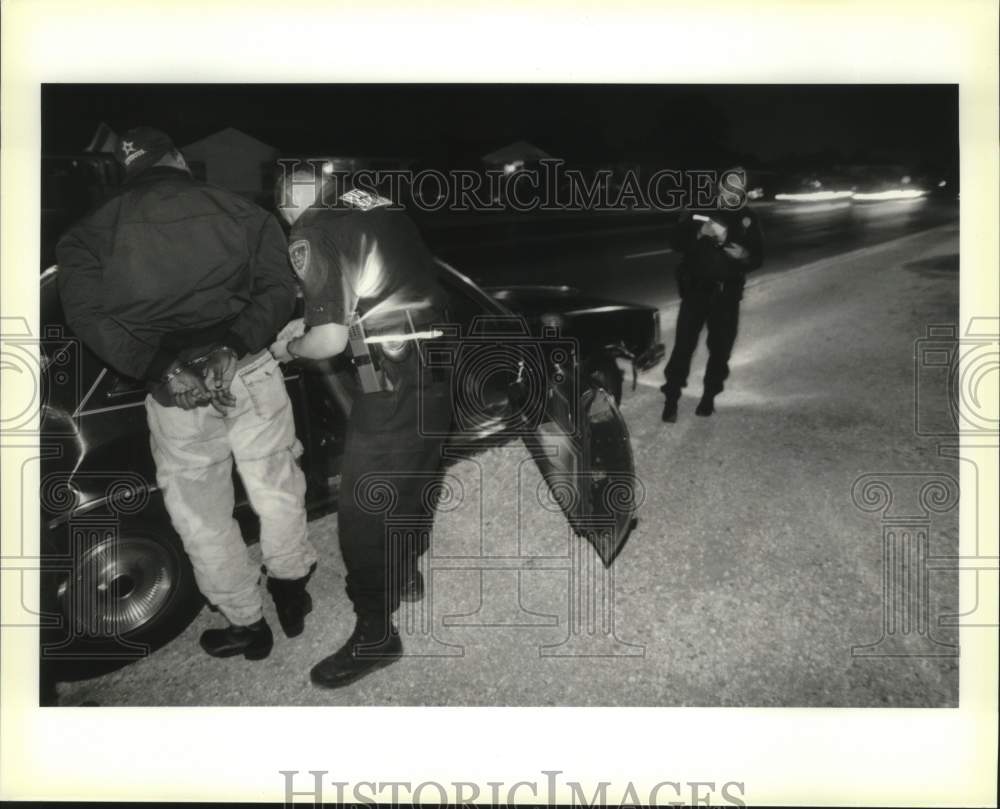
[288,192,446,335]
[670,204,764,289]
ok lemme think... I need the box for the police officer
[57,127,318,660]
[661,168,763,421]
[271,167,453,688]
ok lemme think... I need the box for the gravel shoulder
[56,225,961,707]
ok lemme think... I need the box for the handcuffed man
[57,127,318,661]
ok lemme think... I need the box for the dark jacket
[56,166,296,381]
[669,205,764,294]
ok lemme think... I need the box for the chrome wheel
[60,533,180,637]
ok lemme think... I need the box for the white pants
[146,352,317,626]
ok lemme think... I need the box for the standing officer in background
[661,167,763,422]
[271,166,453,689]
[57,127,317,661]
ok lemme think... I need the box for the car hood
[484,285,657,318]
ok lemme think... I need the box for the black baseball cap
[115,126,175,177]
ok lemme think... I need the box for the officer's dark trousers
[662,283,742,399]
[338,354,453,621]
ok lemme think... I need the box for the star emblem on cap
[120,140,137,156]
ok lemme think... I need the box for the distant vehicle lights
[851,189,927,201]
[774,190,854,202]
[775,188,928,203]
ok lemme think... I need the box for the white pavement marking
[624,247,673,260]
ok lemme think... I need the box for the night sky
[42,84,958,170]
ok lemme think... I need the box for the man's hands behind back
[201,346,238,413]
[166,346,238,413]
[165,366,213,411]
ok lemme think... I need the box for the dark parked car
[37,257,664,665]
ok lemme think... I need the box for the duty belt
[348,310,444,394]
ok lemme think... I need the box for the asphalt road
[55,210,961,707]
[426,196,959,310]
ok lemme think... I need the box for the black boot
[266,566,315,638]
[199,618,273,660]
[310,615,402,689]
[661,394,679,423]
[695,394,715,417]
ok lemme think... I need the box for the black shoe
[399,570,425,603]
[695,395,715,417]
[661,396,679,423]
[310,616,402,689]
[266,567,315,638]
[199,618,273,660]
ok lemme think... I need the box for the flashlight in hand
[693,214,728,244]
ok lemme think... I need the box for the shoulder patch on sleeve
[289,239,310,277]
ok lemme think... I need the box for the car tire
[584,352,624,406]
[45,519,203,658]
